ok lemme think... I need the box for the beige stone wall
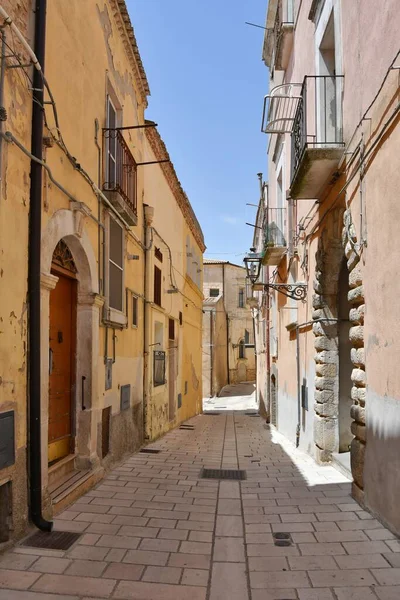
[203,263,255,386]
[202,297,228,398]
[0,0,34,541]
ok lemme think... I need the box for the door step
[50,466,104,515]
[48,454,76,489]
[331,452,352,480]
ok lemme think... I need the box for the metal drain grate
[201,468,246,481]
[179,425,194,430]
[140,448,161,454]
[204,412,221,416]
[22,531,81,550]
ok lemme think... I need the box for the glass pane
[109,263,123,311]
[110,218,123,267]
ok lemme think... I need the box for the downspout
[28,0,52,531]
[143,205,154,440]
[0,28,6,188]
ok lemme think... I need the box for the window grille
[154,351,166,386]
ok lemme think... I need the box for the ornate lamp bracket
[264,283,307,301]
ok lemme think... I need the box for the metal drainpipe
[94,119,105,296]
[0,28,6,189]
[28,0,52,531]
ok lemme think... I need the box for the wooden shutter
[154,266,162,306]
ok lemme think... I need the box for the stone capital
[78,292,105,308]
[40,272,59,291]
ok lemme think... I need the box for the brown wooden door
[48,272,76,464]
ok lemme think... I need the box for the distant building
[202,261,256,395]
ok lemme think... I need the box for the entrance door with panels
[48,240,77,464]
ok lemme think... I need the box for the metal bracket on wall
[263,283,307,302]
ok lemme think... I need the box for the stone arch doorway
[40,209,102,498]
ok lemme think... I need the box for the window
[155,247,163,262]
[132,294,138,327]
[169,318,175,340]
[209,288,219,297]
[154,350,166,386]
[244,329,250,345]
[154,266,162,306]
[106,97,117,188]
[238,288,245,308]
[238,339,246,359]
[109,217,123,311]
[179,311,183,326]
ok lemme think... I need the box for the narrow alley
[0,392,399,600]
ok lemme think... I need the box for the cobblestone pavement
[203,381,257,412]
[1,411,399,600]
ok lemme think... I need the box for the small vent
[23,531,81,550]
[201,468,246,481]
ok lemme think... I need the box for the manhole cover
[201,468,246,481]
[22,531,81,550]
[275,540,292,547]
[140,448,161,454]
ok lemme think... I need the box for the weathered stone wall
[343,210,366,503]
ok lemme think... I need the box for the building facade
[202,295,228,398]
[250,0,400,534]
[0,0,203,544]
[203,261,256,392]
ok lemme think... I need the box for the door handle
[49,348,53,374]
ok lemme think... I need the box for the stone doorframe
[40,208,103,500]
[312,207,366,501]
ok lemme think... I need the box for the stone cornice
[145,123,206,253]
[109,0,151,106]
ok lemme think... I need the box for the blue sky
[128,0,268,263]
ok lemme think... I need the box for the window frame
[209,288,220,297]
[131,293,138,328]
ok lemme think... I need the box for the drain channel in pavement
[22,531,81,550]
[201,468,247,480]
[139,448,161,454]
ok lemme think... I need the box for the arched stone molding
[312,206,366,501]
[343,209,366,503]
[312,207,346,462]
[40,208,103,496]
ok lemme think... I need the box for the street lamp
[243,249,263,284]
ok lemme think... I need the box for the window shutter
[109,218,123,311]
[154,266,162,306]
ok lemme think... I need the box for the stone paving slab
[1,400,400,599]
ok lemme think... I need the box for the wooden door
[48,272,76,464]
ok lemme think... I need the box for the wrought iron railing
[271,0,295,68]
[291,75,344,181]
[265,208,286,248]
[103,129,137,215]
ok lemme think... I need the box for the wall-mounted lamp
[244,249,307,301]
